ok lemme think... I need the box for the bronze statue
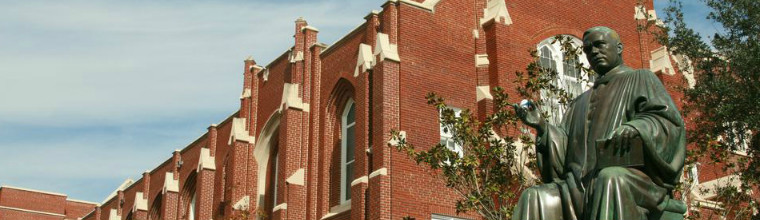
[512,26,687,220]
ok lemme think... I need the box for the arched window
[271,149,280,206]
[340,99,356,204]
[188,193,196,220]
[537,36,593,124]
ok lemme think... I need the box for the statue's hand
[512,100,545,135]
[610,125,640,156]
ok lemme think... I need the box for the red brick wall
[65,200,97,219]
[0,188,67,215]
[0,208,63,220]
[71,1,710,220]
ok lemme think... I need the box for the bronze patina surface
[512,26,687,220]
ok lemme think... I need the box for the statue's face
[583,31,623,75]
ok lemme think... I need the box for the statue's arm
[622,70,686,186]
[535,119,568,183]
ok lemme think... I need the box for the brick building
[0,185,98,220]
[72,0,734,219]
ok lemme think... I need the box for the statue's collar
[593,65,631,88]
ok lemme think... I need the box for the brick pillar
[196,156,215,220]
[163,190,179,220]
[134,210,148,220]
[278,107,307,220]
[228,140,250,218]
[370,3,400,220]
[304,33,325,220]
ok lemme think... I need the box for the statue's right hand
[512,100,545,134]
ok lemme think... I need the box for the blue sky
[0,0,718,202]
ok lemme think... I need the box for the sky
[0,0,719,203]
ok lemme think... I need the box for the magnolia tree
[390,36,591,220]
[653,0,760,219]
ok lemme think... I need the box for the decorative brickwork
[57,1,733,220]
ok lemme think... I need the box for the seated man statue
[511,26,687,220]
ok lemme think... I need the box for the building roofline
[0,205,66,217]
[321,22,367,57]
[0,185,67,197]
[66,198,100,206]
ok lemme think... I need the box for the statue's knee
[597,167,628,181]
[519,186,544,200]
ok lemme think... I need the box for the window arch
[340,99,356,204]
[537,35,593,124]
[180,171,197,220]
[188,193,197,220]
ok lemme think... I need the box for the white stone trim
[331,202,352,213]
[250,64,263,73]
[634,5,647,20]
[322,203,351,219]
[475,54,489,67]
[163,172,179,194]
[273,203,288,212]
[472,29,479,39]
[388,131,406,147]
[109,208,121,220]
[241,88,251,99]
[232,195,250,210]
[351,176,369,186]
[393,0,441,13]
[355,43,376,77]
[133,192,148,212]
[282,83,310,112]
[374,33,400,62]
[0,185,67,197]
[301,25,320,33]
[480,0,512,26]
[102,179,135,204]
[650,46,675,75]
[66,198,99,206]
[289,51,304,63]
[197,148,216,171]
[262,68,270,82]
[0,205,66,217]
[648,10,658,21]
[476,86,493,101]
[692,174,742,200]
[369,168,388,178]
[229,117,255,144]
[286,168,305,186]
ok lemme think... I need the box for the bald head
[583,26,624,75]
[583,26,621,42]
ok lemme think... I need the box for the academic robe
[511,65,687,220]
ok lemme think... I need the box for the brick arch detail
[323,77,356,208]
[529,27,585,45]
[253,110,282,209]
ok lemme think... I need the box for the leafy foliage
[389,36,591,219]
[653,0,760,219]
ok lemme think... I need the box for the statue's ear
[617,43,624,54]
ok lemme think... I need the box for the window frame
[340,99,356,205]
[536,36,593,124]
[188,192,196,220]
[439,106,463,158]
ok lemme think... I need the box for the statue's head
[583,26,624,75]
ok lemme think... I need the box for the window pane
[539,47,556,71]
[347,103,355,124]
[345,163,354,201]
[346,125,355,161]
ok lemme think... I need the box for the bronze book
[596,137,645,169]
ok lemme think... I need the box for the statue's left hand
[610,125,640,156]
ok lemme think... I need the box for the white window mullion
[340,99,356,204]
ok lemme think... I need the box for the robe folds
[511,65,687,220]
